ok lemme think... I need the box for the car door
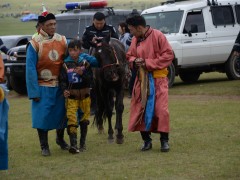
[209,5,237,63]
[180,10,211,66]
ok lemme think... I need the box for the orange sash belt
[152,68,168,78]
[0,55,4,83]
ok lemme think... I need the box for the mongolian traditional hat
[38,3,55,23]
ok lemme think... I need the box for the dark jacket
[233,31,240,52]
[59,53,98,99]
[82,24,119,49]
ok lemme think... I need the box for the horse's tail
[93,90,113,129]
[93,111,107,129]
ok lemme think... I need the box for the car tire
[179,71,201,83]
[225,54,240,80]
[10,75,27,95]
[167,63,175,88]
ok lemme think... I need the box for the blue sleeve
[80,53,99,67]
[26,44,40,98]
[126,34,133,46]
[0,38,13,56]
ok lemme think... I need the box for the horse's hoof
[108,138,114,144]
[98,128,104,134]
[116,138,124,144]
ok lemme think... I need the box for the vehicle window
[143,11,183,34]
[211,6,234,26]
[56,17,92,39]
[16,39,29,46]
[56,15,126,39]
[106,15,128,30]
[235,5,240,24]
[183,11,205,34]
[56,14,129,39]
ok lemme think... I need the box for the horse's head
[94,41,120,82]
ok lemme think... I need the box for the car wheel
[10,76,27,95]
[225,54,240,80]
[167,63,175,88]
[179,71,201,83]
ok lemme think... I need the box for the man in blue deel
[0,50,9,170]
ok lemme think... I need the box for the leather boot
[79,120,89,152]
[69,133,79,154]
[140,131,152,151]
[160,132,170,152]
[56,128,69,150]
[37,129,50,156]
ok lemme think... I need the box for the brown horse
[93,37,126,144]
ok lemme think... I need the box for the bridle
[101,46,120,71]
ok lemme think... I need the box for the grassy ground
[0,73,240,179]
[0,1,240,179]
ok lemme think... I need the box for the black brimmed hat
[38,4,55,23]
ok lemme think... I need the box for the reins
[101,46,120,70]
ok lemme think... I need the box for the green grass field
[0,73,240,179]
[0,0,164,35]
[1,0,240,179]
[0,0,163,16]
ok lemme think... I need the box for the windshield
[142,11,184,34]
[56,17,92,39]
[56,14,128,40]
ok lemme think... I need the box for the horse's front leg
[107,116,114,143]
[107,91,114,143]
[96,106,104,134]
[95,83,104,134]
[115,89,124,144]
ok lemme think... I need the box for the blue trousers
[0,98,9,170]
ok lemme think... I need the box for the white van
[141,0,240,86]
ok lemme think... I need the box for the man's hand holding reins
[233,51,240,57]
[74,67,84,75]
[134,58,146,68]
[64,90,70,98]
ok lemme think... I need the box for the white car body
[141,0,240,85]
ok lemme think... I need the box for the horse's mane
[109,38,126,65]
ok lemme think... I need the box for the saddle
[69,88,90,100]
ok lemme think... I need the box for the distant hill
[0,0,165,17]
[0,0,165,35]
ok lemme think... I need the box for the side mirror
[188,31,192,37]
